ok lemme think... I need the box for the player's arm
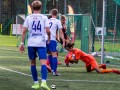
[19,27,27,53]
[46,27,51,42]
[19,16,29,53]
[21,27,27,43]
[66,35,71,42]
[59,29,65,47]
[58,20,65,47]
[45,16,51,43]
[56,29,60,43]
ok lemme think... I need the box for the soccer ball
[67,53,75,61]
[51,84,56,89]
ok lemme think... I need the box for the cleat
[52,72,61,76]
[41,82,51,90]
[102,64,106,69]
[112,69,120,74]
[31,83,40,89]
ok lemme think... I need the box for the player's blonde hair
[31,0,42,11]
[61,15,66,20]
[51,9,58,16]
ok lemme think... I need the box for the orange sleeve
[64,54,69,64]
[73,48,81,60]
[65,52,73,61]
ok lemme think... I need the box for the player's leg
[90,60,101,73]
[38,47,50,90]
[112,69,120,74]
[91,60,115,74]
[47,53,53,72]
[47,41,54,73]
[86,64,92,72]
[28,47,40,89]
[51,52,61,76]
[50,40,60,76]
[99,64,106,69]
[46,58,51,73]
[56,51,62,65]
[46,52,52,72]
[90,64,106,71]
[100,69,113,73]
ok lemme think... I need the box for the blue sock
[41,65,47,80]
[52,57,58,73]
[48,55,53,70]
[31,65,38,81]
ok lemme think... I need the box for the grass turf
[0,35,120,90]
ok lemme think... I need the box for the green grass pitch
[0,35,120,90]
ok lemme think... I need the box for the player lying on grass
[64,43,120,74]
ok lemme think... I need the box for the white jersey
[23,14,49,47]
[46,18,62,41]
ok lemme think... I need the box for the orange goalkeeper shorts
[86,60,99,70]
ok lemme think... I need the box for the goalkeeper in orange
[64,43,120,74]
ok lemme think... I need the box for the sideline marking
[0,66,120,84]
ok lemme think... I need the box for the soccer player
[59,15,71,52]
[60,15,70,46]
[46,9,65,76]
[45,14,61,73]
[19,1,51,90]
[64,43,120,74]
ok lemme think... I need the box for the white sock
[42,79,46,83]
[34,81,39,84]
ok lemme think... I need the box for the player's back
[73,48,95,64]
[48,18,62,40]
[23,14,49,47]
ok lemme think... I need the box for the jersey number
[49,22,53,29]
[32,21,41,32]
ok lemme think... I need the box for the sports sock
[52,57,58,73]
[91,64,105,71]
[46,59,50,65]
[31,65,38,82]
[112,69,120,74]
[99,65,103,68]
[101,69,113,73]
[48,55,53,70]
[41,65,47,80]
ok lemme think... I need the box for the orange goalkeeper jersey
[70,48,95,64]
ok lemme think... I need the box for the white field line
[0,66,120,84]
